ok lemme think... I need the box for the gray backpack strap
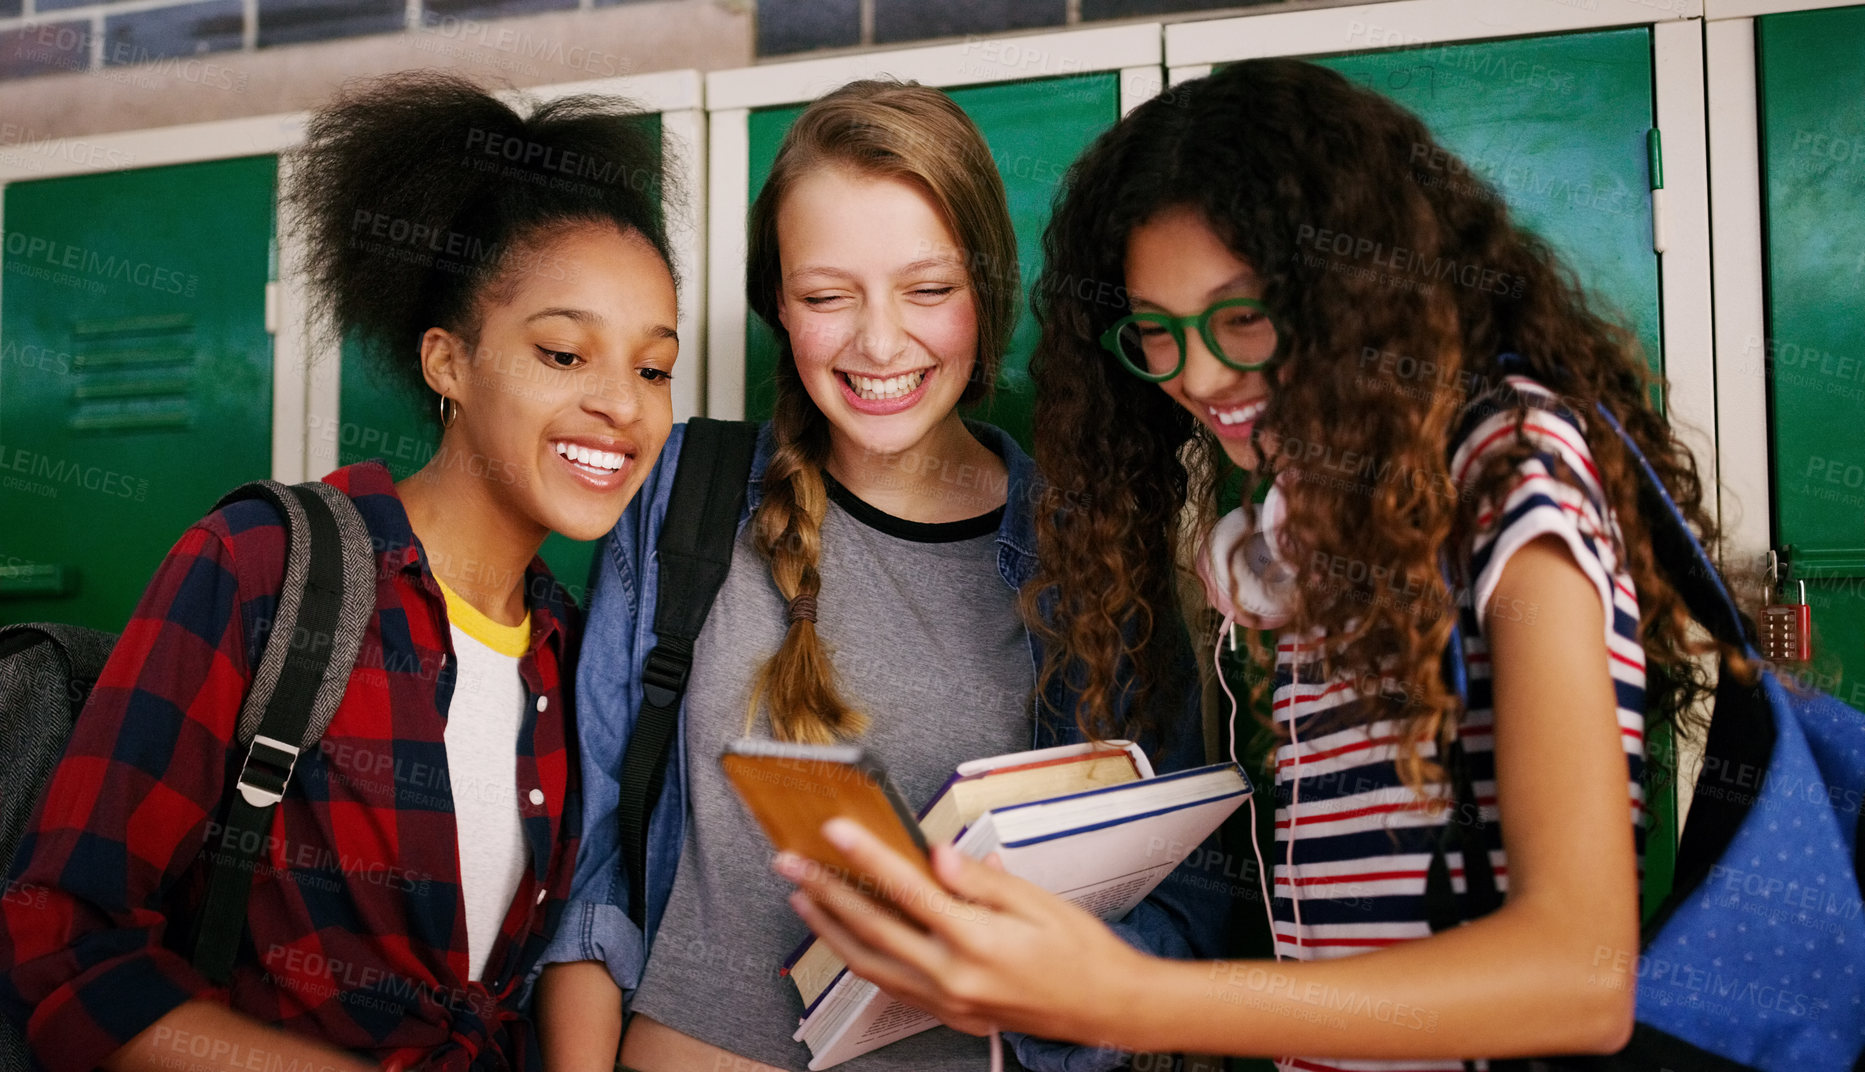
[229,480,377,750]
[191,480,376,983]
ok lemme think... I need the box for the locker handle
[1648,128,1666,255]
[0,563,77,599]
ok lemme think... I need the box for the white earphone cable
[1285,671,1303,958]
[1213,615,1279,961]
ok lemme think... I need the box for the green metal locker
[1317,27,1663,370]
[1758,5,1865,714]
[0,155,277,630]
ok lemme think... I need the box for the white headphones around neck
[1196,478,1295,630]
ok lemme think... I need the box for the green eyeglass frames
[1098,298,1281,383]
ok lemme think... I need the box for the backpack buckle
[641,644,692,711]
[236,734,302,807]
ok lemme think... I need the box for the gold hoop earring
[439,395,459,429]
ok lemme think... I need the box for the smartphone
[720,739,934,882]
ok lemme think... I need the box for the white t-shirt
[438,578,532,982]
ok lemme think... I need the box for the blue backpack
[1433,395,1865,1071]
[1593,404,1865,1071]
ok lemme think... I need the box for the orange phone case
[720,740,934,882]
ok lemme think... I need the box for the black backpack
[1,479,377,1071]
[617,418,761,927]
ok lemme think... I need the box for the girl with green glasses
[778,57,1740,1070]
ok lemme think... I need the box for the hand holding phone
[719,739,933,884]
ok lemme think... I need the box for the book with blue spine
[787,743,1249,1068]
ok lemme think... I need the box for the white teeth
[1209,399,1267,427]
[846,369,927,401]
[552,441,625,474]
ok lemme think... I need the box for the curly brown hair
[290,71,673,409]
[1026,58,1727,792]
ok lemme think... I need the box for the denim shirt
[541,420,1224,1071]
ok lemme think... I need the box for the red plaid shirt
[1,462,580,1071]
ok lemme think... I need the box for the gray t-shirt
[629,478,1032,1070]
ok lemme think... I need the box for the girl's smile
[1123,205,1275,469]
[1204,397,1268,442]
[836,365,936,413]
[548,433,638,490]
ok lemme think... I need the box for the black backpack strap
[617,419,760,929]
[1425,612,1503,935]
[1425,577,1517,1072]
[191,480,377,983]
[1423,739,1502,920]
[1425,732,1513,1072]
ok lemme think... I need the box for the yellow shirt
[436,577,531,656]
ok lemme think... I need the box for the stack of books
[784,741,1248,1068]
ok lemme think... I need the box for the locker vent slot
[68,399,194,432]
[70,313,193,339]
[73,347,193,369]
[67,319,198,434]
[73,373,194,400]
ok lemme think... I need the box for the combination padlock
[1760,579,1813,663]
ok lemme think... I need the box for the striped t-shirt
[1268,377,1646,1072]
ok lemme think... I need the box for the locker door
[1,156,277,630]
[333,113,664,604]
[1207,30,1674,914]
[743,72,1123,449]
[1758,6,1865,714]
[1316,27,1662,369]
